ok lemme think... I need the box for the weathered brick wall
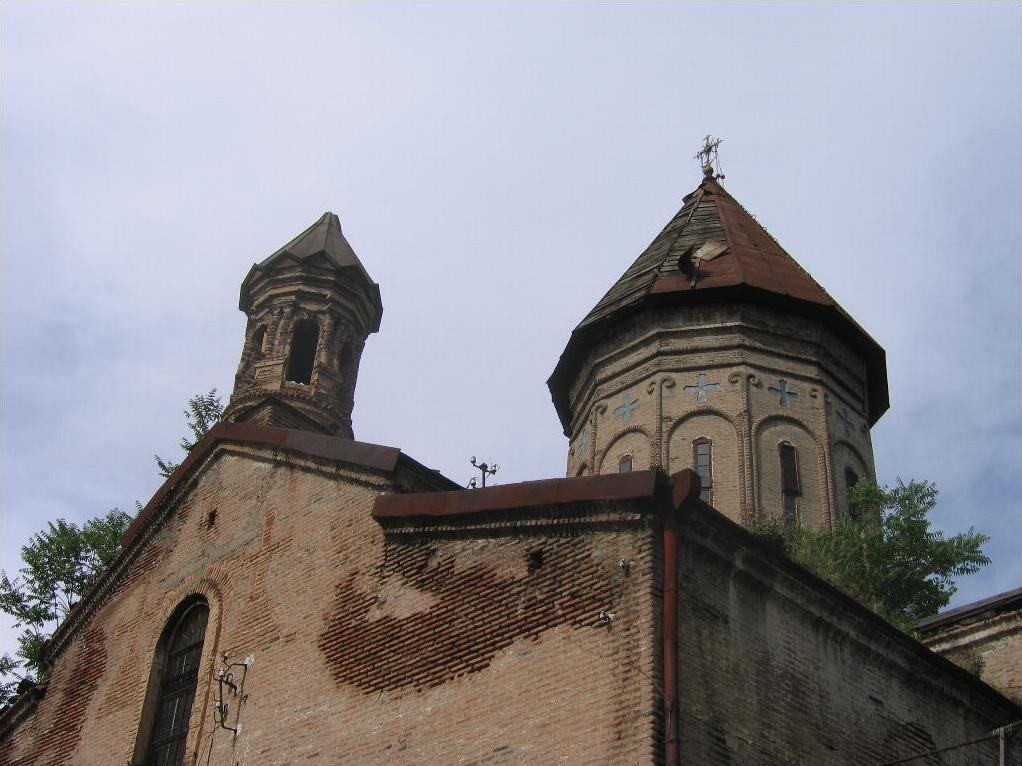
[674,505,1021,765]
[922,606,1022,705]
[1,446,660,765]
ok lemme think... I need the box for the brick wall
[920,600,1022,705]
[1,445,661,765]
[674,503,1021,765]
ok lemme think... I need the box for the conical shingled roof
[548,175,889,431]
[240,212,381,323]
[260,212,370,275]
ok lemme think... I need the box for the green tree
[1,390,222,706]
[154,388,224,478]
[753,479,990,633]
[0,509,133,705]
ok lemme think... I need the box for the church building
[1,158,1018,765]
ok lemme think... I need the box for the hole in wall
[527,550,544,574]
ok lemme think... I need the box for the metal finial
[468,456,498,488]
[695,135,724,180]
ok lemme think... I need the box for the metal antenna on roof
[695,135,725,180]
[468,456,498,488]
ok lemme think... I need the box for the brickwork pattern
[674,507,1021,765]
[4,626,107,766]
[1,447,661,766]
[922,607,1022,705]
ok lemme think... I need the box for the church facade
[1,169,1018,765]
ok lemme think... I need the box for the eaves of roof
[122,422,459,547]
[238,212,382,326]
[916,586,1022,634]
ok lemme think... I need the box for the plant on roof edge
[751,479,990,634]
[154,388,224,478]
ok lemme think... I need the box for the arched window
[693,438,713,504]
[135,599,209,766]
[250,325,267,359]
[845,467,861,518]
[285,320,319,384]
[778,441,801,525]
[618,454,633,473]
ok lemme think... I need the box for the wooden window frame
[132,597,210,766]
[692,437,713,505]
[844,467,861,518]
[778,441,801,525]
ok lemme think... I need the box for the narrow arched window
[778,441,801,524]
[618,454,632,473]
[285,320,319,384]
[250,325,267,359]
[693,438,713,504]
[845,467,860,518]
[136,600,209,766]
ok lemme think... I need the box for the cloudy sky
[2,2,1018,658]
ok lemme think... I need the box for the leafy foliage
[0,509,133,705]
[752,479,990,633]
[2,390,221,706]
[154,388,224,478]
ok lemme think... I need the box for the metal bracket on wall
[213,653,253,740]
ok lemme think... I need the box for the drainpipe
[663,469,700,766]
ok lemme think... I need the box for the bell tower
[224,212,383,438]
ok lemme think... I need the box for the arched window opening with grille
[845,467,861,518]
[133,598,210,766]
[693,438,713,505]
[618,454,633,473]
[778,441,801,525]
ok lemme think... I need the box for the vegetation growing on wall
[752,479,990,633]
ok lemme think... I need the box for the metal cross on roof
[613,393,640,422]
[683,373,721,404]
[768,379,799,408]
[695,135,724,179]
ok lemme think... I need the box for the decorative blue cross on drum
[768,379,799,408]
[613,393,640,422]
[683,373,721,404]
[836,407,853,435]
[576,428,592,456]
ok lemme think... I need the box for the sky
[1,2,1019,660]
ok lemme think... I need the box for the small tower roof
[260,212,369,274]
[239,212,380,317]
[548,175,889,431]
